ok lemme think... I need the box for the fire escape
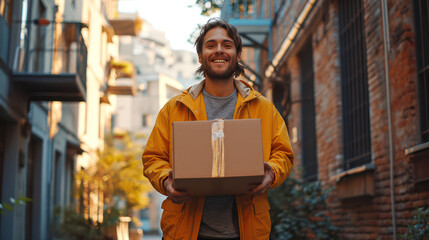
[221,0,273,89]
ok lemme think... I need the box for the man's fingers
[169,191,190,203]
[249,163,273,195]
[251,184,269,195]
[166,179,190,203]
[171,188,188,197]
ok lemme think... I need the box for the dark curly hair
[194,18,245,78]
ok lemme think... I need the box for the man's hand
[249,162,274,195]
[164,171,190,204]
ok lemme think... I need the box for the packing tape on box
[211,119,225,178]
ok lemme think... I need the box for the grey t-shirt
[199,88,240,238]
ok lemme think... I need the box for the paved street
[142,233,162,240]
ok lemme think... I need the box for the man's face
[198,27,241,81]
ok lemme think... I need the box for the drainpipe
[380,0,397,239]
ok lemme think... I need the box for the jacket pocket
[252,196,271,239]
[253,195,270,214]
[160,199,184,239]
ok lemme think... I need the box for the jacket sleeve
[267,104,294,189]
[142,104,172,196]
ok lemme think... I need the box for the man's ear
[237,52,241,62]
[198,54,202,64]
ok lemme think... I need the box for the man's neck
[204,77,235,97]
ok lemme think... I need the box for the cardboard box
[172,119,264,196]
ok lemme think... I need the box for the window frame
[338,0,372,170]
[413,0,429,142]
[299,39,318,181]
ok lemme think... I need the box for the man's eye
[225,44,233,48]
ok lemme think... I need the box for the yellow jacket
[142,79,294,240]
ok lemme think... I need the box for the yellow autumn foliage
[77,132,153,212]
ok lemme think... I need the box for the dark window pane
[414,0,429,142]
[339,0,372,169]
[299,39,318,181]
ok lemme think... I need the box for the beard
[202,57,238,81]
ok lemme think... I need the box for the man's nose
[216,44,224,52]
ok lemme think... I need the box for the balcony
[221,0,272,54]
[109,14,142,36]
[105,60,137,96]
[11,21,87,101]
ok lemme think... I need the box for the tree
[187,0,224,45]
[55,131,151,239]
[77,131,153,213]
[193,0,223,16]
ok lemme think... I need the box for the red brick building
[222,0,428,239]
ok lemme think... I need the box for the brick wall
[386,0,425,235]
[312,0,343,184]
[233,0,429,237]
[260,0,429,239]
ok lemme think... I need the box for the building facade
[222,0,429,239]
[0,0,137,239]
[114,18,200,234]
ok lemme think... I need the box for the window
[32,0,47,72]
[111,114,116,131]
[299,40,318,181]
[26,135,42,240]
[155,54,165,65]
[0,0,13,25]
[142,114,153,128]
[230,0,255,18]
[0,120,5,221]
[339,0,372,169]
[142,114,148,127]
[271,72,290,122]
[64,153,75,206]
[52,151,62,207]
[0,0,11,62]
[414,0,429,142]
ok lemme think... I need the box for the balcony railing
[11,21,87,101]
[221,0,270,20]
[221,0,272,32]
[221,0,272,58]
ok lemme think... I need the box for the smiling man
[142,18,294,240]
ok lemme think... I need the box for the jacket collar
[187,79,254,100]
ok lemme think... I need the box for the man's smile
[213,59,227,63]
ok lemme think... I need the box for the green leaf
[20,196,33,202]
[3,203,13,211]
